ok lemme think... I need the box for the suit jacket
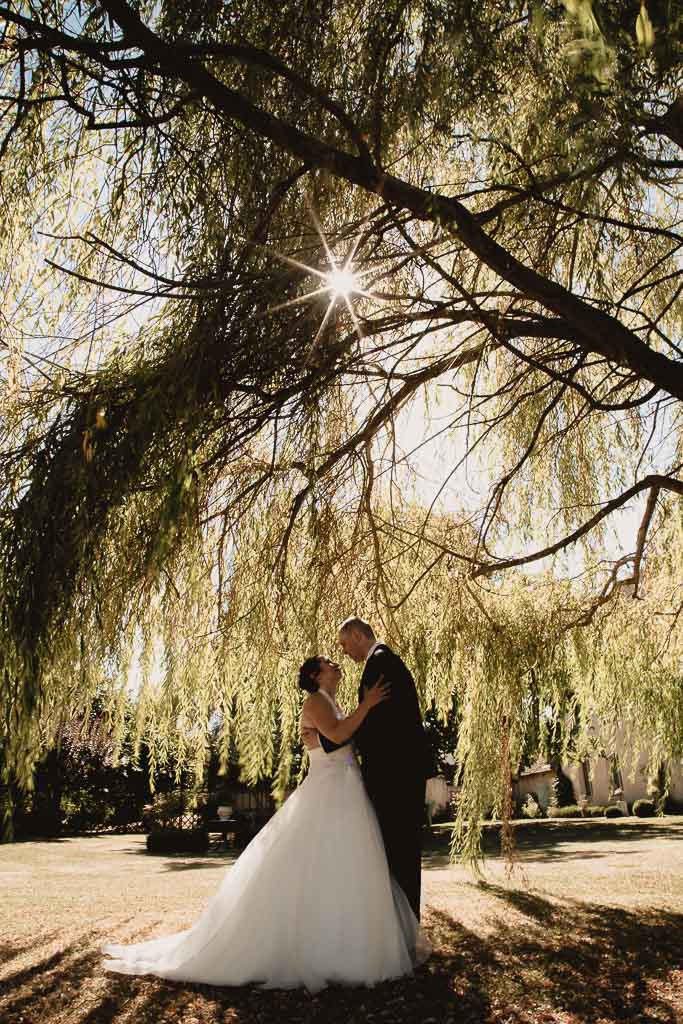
[354,644,431,788]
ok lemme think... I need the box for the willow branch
[473,475,683,578]
[87,0,683,404]
[631,485,661,598]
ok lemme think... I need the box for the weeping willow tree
[0,0,682,852]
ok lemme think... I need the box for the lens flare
[326,267,358,298]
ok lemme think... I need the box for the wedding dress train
[103,741,428,992]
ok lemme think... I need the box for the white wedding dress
[103,692,429,992]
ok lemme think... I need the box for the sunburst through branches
[325,266,358,299]
[261,201,379,363]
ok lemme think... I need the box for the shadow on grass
[0,933,60,968]
[473,881,557,925]
[119,844,240,872]
[1,894,682,1024]
[421,818,683,868]
[423,896,683,1023]
[159,859,232,872]
[9,836,71,844]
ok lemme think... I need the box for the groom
[338,617,429,920]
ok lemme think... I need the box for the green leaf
[635,3,656,49]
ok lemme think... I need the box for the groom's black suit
[354,644,428,920]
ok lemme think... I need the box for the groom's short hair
[338,616,375,640]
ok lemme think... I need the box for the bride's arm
[304,681,390,745]
[300,720,320,750]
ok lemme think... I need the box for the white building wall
[562,735,683,808]
[515,767,555,810]
[669,763,683,801]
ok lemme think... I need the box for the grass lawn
[2,817,683,1023]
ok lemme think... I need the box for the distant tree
[7,698,154,839]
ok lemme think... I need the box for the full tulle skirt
[102,746,429,992]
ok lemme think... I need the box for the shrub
[552,767,576,808]
[586,805,606,817]
[16,805,61,838]
[146,828,209,854]
[632,798,656,817]
[605,805,623,818]
[550,804,583,818]
[146,790,193,829]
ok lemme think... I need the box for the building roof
[517,763,552,778]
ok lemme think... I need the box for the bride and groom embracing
[103,618,431,992]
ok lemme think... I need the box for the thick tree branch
[472,475,683,578]
[94,0,683,405]
[6,0,679,407]
[171,41,373,167]
[0,5,130,59]
[630,485,661,598]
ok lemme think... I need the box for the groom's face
[338,629,365,663]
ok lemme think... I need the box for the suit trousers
[364,769,426,920]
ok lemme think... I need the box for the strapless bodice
[308,744,359,772]
[303,689,357,771]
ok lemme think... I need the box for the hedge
[146,828,209,854]
[632,799,656,817]
[550,805,583,819]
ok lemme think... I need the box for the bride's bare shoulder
[302,691,329,719]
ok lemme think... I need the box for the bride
[103,654,428,992]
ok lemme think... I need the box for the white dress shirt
[365,639,382,662]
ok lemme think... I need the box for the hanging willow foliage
[1,0,682,853]
[4,435,682,860]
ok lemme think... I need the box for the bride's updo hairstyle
[298,656,321,693]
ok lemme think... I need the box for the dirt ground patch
[2,818,683,1023]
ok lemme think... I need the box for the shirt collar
[365,640,381,662]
